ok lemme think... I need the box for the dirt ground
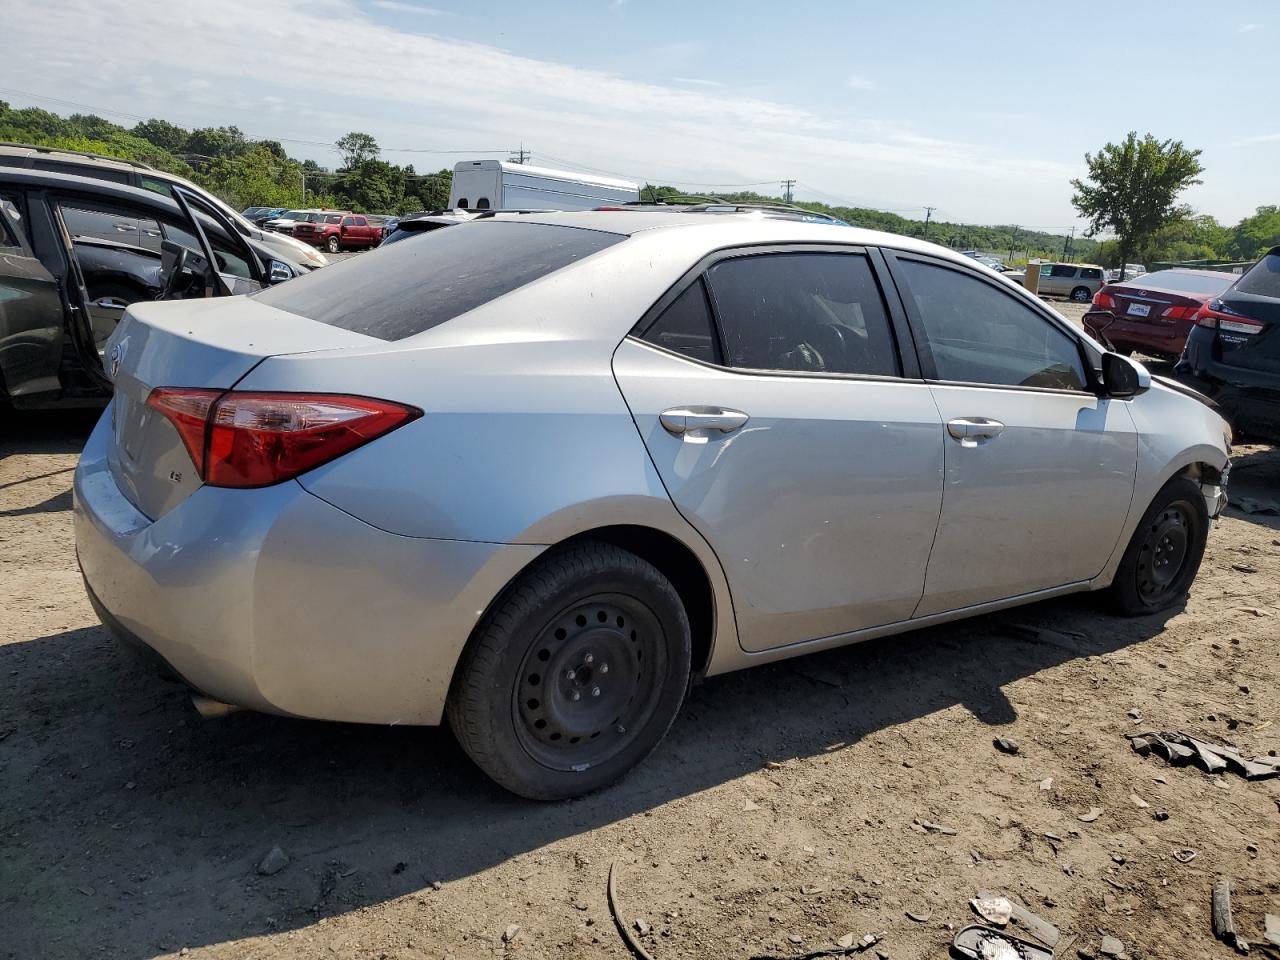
[3,340,1279,959]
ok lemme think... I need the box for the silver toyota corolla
[74,211,1231,799]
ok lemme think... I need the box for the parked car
[1175,246,1280,441]
[263,209,325,235]
[1107,263,1149,282]
[293,211,384,252]
[1037,262,1107,301]
[76,211,1230,800]
[242,206,288,227]
[0,168,298,410]
[1083,269,1236,361]
[0,144,327,269]
[380,210,474,246]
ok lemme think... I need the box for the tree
[186,125,248,161]
[335,131,379,169]
[1232,206,1280,259]
[132,118,189,153]
[1071,132,1204,279]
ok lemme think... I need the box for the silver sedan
[75,211,1230,799]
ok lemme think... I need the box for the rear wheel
[1107,476,1208,615]
[1070,286,1092,303]
[447,542,692,800]
[326,235,341,253]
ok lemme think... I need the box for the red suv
[293,212,383,253]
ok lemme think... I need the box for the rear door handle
[660,406,749,438]
[946,417,1004,446]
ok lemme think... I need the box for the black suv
[0,168,293,410]
[1175,247,1280,442]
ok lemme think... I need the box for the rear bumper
[1084,311,1187,356]
[73,413,544,725]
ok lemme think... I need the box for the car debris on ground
[1211,878,1249,954]
[951,925,1053,960]
[1130,731,1280,780]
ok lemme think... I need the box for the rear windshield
[1234,252,1280,298]
[255,220,624,340]
[1121,270,1234,296]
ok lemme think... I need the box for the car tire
[1107,476,1209,616]
[1070,286,1092,303]
[326,236,341,254]
[447,541,692,801]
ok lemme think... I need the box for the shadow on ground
[0,593,1176,958]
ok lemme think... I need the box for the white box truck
[447,160,639,211]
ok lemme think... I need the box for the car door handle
[660,406,749,437]
[946,417,1004,445]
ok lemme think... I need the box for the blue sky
[3,0,1276,228]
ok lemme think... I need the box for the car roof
[478,208,984,262]
[0,166,188,213]
[0,141,157,172]
[1122,268,1234,280]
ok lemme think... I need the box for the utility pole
[1009,226,1020,262]
[509,143,530,164]
[780,179,796,203]
[1062,226,1074,262]
[922,206,936,240]
[300,171,306,204]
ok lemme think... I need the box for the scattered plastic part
[951,925,1052,960]
[1130,731,1279,780]
[748,932,881,960]
[974,890,1060,948]
[607,862,659,960]
[1211,878,1250,954]
[971,896,1013,927]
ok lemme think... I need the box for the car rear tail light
[1092,291,1116,310]
[146,389,421,488]
[1194,300,1263,333]
[1159,305,1199,321]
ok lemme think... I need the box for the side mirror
[1101,352,1150,399]
[268,259,294,284]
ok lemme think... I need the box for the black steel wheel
[1109,476,1209,615]
[514,595,665,772]
[448,542,692,800]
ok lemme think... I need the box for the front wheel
[326,235,341,253]
[447,542,692,800]
[1107,476,1209,615]
[1070,286,1092,303]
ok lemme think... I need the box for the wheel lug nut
[566,669,576,681]
[571,691,581,701]
[583,653,594,664]
[599,663,609,674]
[591,686,601,698]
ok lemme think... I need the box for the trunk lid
[104,297,375,520]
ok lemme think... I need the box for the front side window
[342,216,355,226]
[705,252,899,377]
[0,194,23,250]
[139,176,174,198]
[898,259,1088,391]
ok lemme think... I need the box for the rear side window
[705,252,900,376]
[898,259,1087,391]
[1235,252,1280,298]
[642,279,721,364]
[255,220,623,340]
[1050,264,1077,278]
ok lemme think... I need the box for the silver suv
[1037,262,1107,301]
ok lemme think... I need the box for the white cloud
[370,0,443,13]
[1238,22,1261,32]
[846,75,877,91]
[2,0,1087,223]
[672,77,722,87]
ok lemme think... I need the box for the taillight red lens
[1092,291,1116,310]
[1159,305,1199,321]
[146,388,221,475]
[145,389,421,488]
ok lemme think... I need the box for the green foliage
[335,131,379,169]
[1232,206,1280,259]
[1071,132,1204,268]
[132,118,189,153]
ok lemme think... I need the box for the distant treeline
[3,101,1275,266]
